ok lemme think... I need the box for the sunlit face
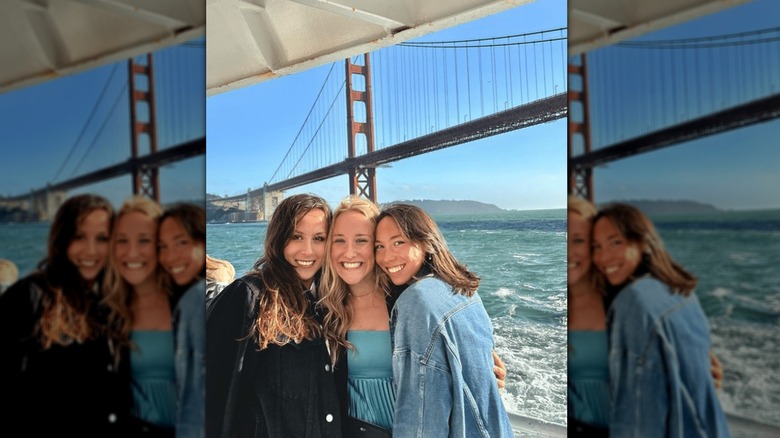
[567,211,592,287]
[159,217,204,287]
[114,211,158,287]
[283,209,327,289]
[67,209,111,285]
[592,217,642,286]
[374,216,425,286]
[331,211,375,288]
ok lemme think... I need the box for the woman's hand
[492,350,506,390]
[709,350,724,389]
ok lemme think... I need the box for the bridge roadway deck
[570,93,780,170]
[221,93,566,202]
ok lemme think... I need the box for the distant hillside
[604,199,721,216]
[386,199,505,215]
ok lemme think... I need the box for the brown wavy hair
[247,194,332,350]
[102,196,168,347]
[36,194,114,349]
[376,204,479,296]
[593,203,696,295]
[319,195,387,365]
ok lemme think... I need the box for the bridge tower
[568,54,594,201]
[128,54,160,202]
[346,54,377,203]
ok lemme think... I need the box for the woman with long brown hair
[0,193,132,436]
[373,203,513,437]
[591,202,730,437]
[158,202,207,438]
[206,193,342,438]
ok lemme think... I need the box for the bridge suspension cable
[616,25,780,49]
[51,63,122,182]
[587,25,780,149]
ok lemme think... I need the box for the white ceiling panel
[0,0,205,94]
[206,0,536,95]
[568,0,752,55]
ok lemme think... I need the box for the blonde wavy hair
[567,195,603,293]
[319,195,387,365]
[102,195,168,346]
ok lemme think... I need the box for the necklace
[349,289,376,299]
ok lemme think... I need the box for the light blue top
[567,330,610,428]
[390,276,513,438]
[347,330,394,431]
[130,329,177,428]
[608,276,730,437]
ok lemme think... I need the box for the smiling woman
[205,194,343,438]
[158,203,207,437]
[591,203,730,437]
[373,203,514,437]
[102,195,178,437]
[0,194,133,436]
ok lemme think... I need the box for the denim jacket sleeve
[173,280,206,438]
[390,277,514,438]
[608,282,670,437]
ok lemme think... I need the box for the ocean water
[206,209,569,426]
[0,221,49,276]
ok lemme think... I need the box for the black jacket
[206,274,346,438]
[0,274,133,437]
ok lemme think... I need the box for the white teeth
[297,260,314,267]
[388,264,404,274]
[125,262,143,269]
[171,266,186,274]
[342,262,361,269]
[605,266,619,274]
[79,260,97,268]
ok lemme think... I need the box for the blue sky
[206,0,568,211]
[586,0,780,211]
[0,40,206,209]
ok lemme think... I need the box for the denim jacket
[390,277,513,437]
[607,276,731,438]
[173,279,206,438]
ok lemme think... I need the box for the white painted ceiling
[568,0,753,55]
[0,0,205,94]
[206,0,536,95]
